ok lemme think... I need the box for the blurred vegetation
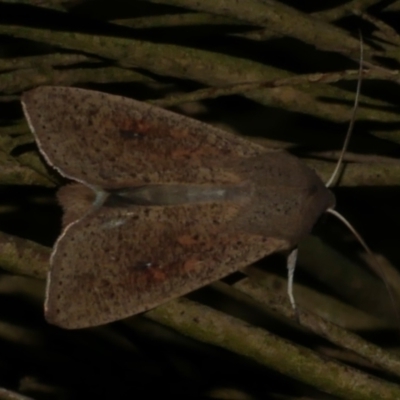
[1,0,400,399]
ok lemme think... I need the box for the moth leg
[287,248,299,320]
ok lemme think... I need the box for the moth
[22,86,338,329]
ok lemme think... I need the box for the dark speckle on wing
[119,130,145,140]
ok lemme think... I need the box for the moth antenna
[327,209,400,326]
[325,34,363,188]
[287,35,396,325]
[287,37,364,318]
[324,36,400,328]
[287,248,300,320]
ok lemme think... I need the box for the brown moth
[21,86,335,329]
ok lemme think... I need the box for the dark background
[1,1,400,399]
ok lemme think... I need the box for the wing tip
[44,302,93,330]
[44,282,91,330]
